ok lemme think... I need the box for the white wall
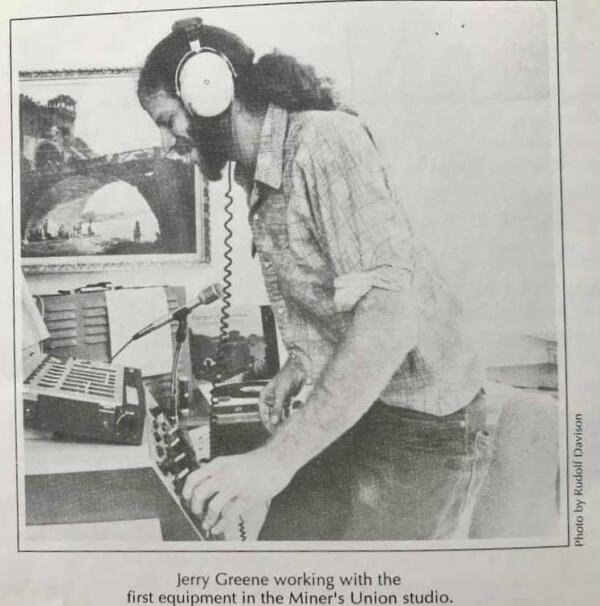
[345,3,559,342]
[14,2,561,362]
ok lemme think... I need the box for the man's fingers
[181,467,212,502]
[211,499,243,537]
[271,378,298,424]
[189,477,220,517]
[259,380,279,430]
[259,381,276,407]
[273,381,289,411]
[202,490,236,533]
[258,393,274,429]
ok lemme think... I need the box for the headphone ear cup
[178,52,235,118]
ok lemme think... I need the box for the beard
[188,113,232,182]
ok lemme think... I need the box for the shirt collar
[253,103,288,191]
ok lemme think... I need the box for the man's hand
[181,450,293,536]
[259,356,306,433]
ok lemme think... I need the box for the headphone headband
[172,17,204,45]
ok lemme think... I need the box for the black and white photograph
[13,1,567,549]
[19,70,209,272]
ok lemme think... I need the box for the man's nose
[160,128,176,152]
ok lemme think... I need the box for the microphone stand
[110,284,222,426]
[168,307,192,426]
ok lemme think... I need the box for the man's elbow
[355,286,418,353]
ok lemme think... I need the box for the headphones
[173,18,236,118]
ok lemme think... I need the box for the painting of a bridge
[18,69,208,272]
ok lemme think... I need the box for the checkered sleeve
[297,113,416,292]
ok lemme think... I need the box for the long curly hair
[137,24,348,114]
[240,51,344,112]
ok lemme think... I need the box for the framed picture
[17,67,210,274]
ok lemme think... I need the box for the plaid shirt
[240,104,483,416]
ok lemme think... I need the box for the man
[138,18,490,540]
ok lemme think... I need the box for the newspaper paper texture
[1,0,598,605]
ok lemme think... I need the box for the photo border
[9,0,570,553]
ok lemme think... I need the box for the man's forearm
[260,286,417,475]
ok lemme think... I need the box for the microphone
[132,283,223,341]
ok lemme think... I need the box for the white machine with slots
[23,354,146,445]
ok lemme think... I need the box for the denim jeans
[259,390,491,540]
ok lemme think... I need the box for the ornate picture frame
[17,67,210,274]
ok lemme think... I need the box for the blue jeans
[259,390,491,540]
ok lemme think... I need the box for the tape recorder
[23,354,145,445]
[210,380,304,456]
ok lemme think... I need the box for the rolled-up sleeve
[296,114,415,307]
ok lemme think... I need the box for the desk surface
[24,432,150,475]
[23,389,201,543]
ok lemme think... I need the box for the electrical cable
[169,339,184,425]
[209,160,247,540]
[208,160,234,426]
[238,516,248,541]
[109,337,135,363]
[216,160,235,378]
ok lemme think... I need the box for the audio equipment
[147,403,267,541]
[210,380,305,456]
[173,18,236,118]
[37,284,193,409]
[147,379,307,539]
[23,354,145,445]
